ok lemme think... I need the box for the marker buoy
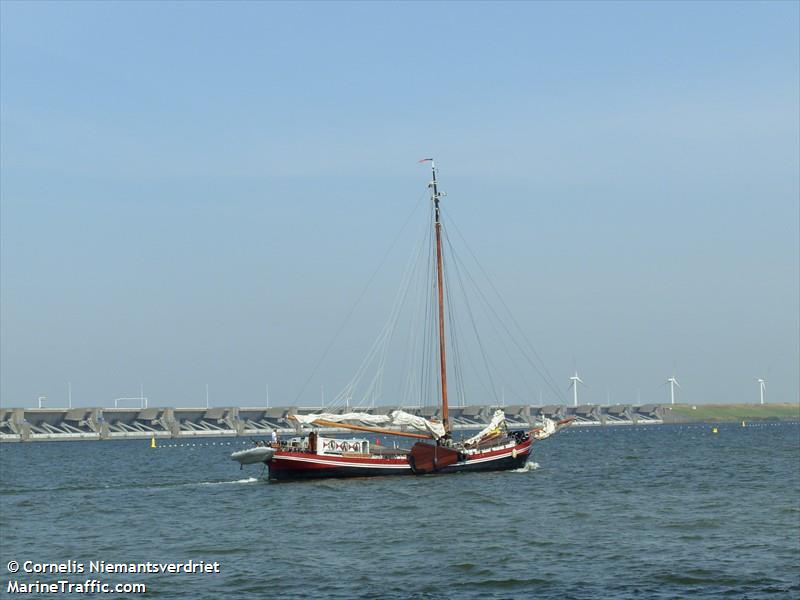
[150,436,157,449]
[712,427,718,434]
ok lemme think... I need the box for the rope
[443,208,567,405]
[293,190,427,405]
[442,223,500,404]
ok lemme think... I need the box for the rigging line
[448,237,539,403]
[422,211,436,408]
[502,383,529,405]
[360,220,428,407]
[444,211,566,403]
[442,208,565,404]
[420,202,436,409]
[410,226,431,405]
[445,210,557,388]
[444,232,499,404]
[333,293,395,407]
[400,215,433,407]
[396,273,415,403]
[446,285,496,406]
[411,206,429,408]
[449,298,497,405]
[448,270,470,408]
[442,224,500,404]
[426,207,440,410]
[400,201,428,408]
[445,282,466,408]
[338,216,430,409]
[399,275,420,406]
[454,244,563,404]
[446,272,498,406]
[441,231,466,408]
[293,190,428,405]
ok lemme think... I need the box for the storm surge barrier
[0,404,665,442]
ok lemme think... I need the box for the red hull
[267,438,532,481]
[268,452,411,480]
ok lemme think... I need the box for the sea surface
[1,423,799,599]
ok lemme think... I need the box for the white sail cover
[292,412,390,426]
[532,417,557,440]
[463,409,506,446]
[388,410,446,439]
[292,410,446,439]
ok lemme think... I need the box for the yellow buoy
[150,435,157,448]
[742,421,746,427]
[712,427,718,434]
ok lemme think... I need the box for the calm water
[1,423,798,599]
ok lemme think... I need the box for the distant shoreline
[661,403,800,424]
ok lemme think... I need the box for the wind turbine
[665,375,680,405]
[569,371,585,407]
[757,378,766,405]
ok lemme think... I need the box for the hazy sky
[1,1,798,409]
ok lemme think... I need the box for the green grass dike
[663,403,800,423]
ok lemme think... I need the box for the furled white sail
[388,410,446,439]
[463,409,506,446]
[292,410,446,439]
[532,417,557,440]
[292,412,390,426]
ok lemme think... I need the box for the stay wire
[293,190,428,405]
[442,223,500,405]
[447,233,539,404]
[444,209,567,404]
[441,228,466,408]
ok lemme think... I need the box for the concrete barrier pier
[0,404,666,443]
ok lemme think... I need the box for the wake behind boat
[232,159,573,481]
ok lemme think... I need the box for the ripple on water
[663,517,723,530]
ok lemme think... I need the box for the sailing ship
[233,159,573,481]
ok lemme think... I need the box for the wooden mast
[429,160,450,433]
